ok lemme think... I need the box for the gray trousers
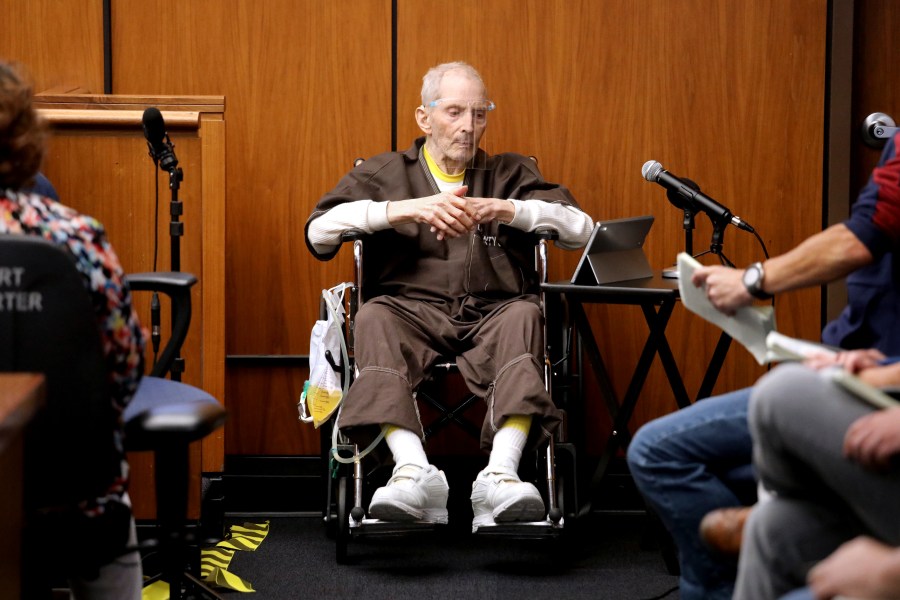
[734,363,900,600]
[69,514,141,600]
[337,295,561,451]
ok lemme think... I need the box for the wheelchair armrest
[344,227,557,241]
[535,227,559,241]
[340,229,366,244]
[125,272,198,378]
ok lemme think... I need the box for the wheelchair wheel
[555,442,579,523]
[324,472,337,539]
[322,422,338,538]
[335,474,350,564]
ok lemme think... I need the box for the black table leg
[590,300,676,492]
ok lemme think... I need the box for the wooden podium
[34,94,226,519]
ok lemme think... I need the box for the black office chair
[0,234,226,599]
[122,273,227,600]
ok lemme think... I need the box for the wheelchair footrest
[472,518,564,538]
[351,518,446,537]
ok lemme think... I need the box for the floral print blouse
[1,188,145,516]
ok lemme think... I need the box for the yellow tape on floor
[200,520,269,592]
[141,580,170,600]
[217,521,270,551]
[204,565,256,592]
[141,521,270,597]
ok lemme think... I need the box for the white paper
[677,253,841,364]
[677,253,776,365]
[765,331,836,362]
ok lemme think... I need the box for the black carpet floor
[219,512,680,600]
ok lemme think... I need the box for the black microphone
[665,177,700,210]
[642,160,754,233]
[141,107,179,172]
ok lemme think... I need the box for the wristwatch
[742,262,773,300]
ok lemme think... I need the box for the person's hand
[843,405,900,470]
[390,186,476,240]
[804,348,887,373]
[463,196,515,224]
[857,362,900,388]
[691,265,752,316]
[808,536,900,599]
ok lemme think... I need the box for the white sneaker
[470,467,545,527]
[368,464,449,523]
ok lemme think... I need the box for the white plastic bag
[299,283,351,428]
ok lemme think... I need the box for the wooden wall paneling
[852,0,900,194]
[14,0,831,465]
[0,0,104,94]
[397,0,828,446]
[199,111,227,471]
[110,0,392,456]
[822,1,854,323]
[225,367,318,456]
[34,95,226,518]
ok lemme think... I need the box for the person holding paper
[626,133,900,599]
[733,358,900,599]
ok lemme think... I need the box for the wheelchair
[317,227,580,564]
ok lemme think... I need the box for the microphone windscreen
[666,189,685,209]
[642,160,662,182]
[666,177,699,210]
[679,177,701,192]
[141,107,166,145]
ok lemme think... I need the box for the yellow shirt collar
[423,145,465,183]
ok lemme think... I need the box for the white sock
[486,415,531,474]
[383,425,429,470]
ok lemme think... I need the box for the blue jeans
[626,387,758,600]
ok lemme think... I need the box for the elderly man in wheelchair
[305,61,593,529]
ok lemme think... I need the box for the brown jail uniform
[305,137,587,450]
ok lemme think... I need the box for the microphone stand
[710,223,724,257]
[707,222,734,267]
[167,165,184,273]
[663,186,702,277]
[166,163,185,381]
[663,206,699,279]
[682,207,696,256]
[149,135,186,382]
[688,218,734,267]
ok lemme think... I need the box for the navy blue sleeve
[27,172,60,201]
[845,135,900,259]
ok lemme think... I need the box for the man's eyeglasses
[425,98,495,122]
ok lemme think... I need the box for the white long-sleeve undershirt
[308,198,594,255]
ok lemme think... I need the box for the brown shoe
[699,506,752,556]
